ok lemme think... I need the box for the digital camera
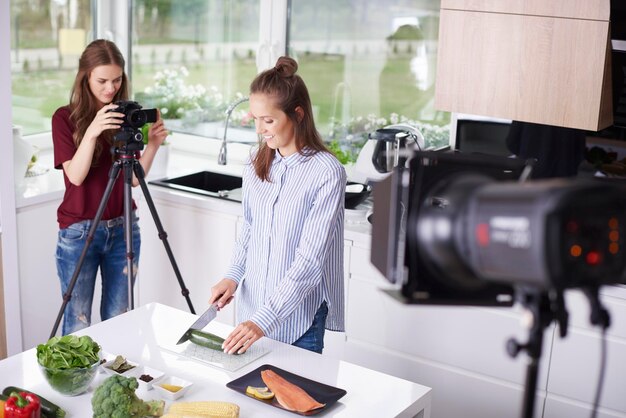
[114,100,158,129]
[109,100,158,150]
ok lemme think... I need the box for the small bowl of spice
[103,355,137,377]
[154,376,193,400]
[134,365,165,391]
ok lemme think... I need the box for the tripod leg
[521,358,540,418]
[50,161,122,338]
[122,158,136,310]
[516,292,559,418]
[133,161,196,314]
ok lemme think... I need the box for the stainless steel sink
[149,171,243,201]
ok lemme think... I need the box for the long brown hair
[69,39,129,162]
[250,56,328,181]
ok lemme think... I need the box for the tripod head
[113,126,145,155]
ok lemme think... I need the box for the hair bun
[274,56,298,77]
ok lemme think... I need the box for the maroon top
[52,106,137,229]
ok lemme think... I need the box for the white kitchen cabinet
[16,197,114,349]
[135,190,239,325]
[321,240,351,360]
[0,233,5,359]
[16,199,64,349]
[341,233,626,418]
[543,401,622,418]
[345,339,539,418]
[345,277,533,383]
[343,238,551,418]
[542,290,626,418]
[346,240,531,379]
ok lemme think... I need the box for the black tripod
[50,141,195,338]
[506,287,610,418]
[506,290,568,418]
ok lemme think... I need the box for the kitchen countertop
[0,302,432,417]
[14,137,249,209]
[15,135,375,243]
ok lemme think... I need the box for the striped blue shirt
[224,148,346,344]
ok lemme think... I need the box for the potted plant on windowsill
[139,66,227,138]
[326,113,451,166]
[327,114,388,165]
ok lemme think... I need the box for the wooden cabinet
[435,0,613,131]
[439,0,610,20]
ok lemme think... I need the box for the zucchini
[2,386,66,418]
[188,329,225,351]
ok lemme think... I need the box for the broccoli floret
[92,374,165,417]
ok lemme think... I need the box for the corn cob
[163,415,222,418]
[163,415,209,418]
[166,401,240,418]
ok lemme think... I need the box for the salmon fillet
[261,369,326,413]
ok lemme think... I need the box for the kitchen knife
[176,303,219,345]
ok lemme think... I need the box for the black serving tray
[226,364,347,415]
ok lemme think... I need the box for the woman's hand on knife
[208,278,237,309]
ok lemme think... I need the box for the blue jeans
[56,215,140,335]
[292,302,328,354]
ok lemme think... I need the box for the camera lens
[128,109,147,128]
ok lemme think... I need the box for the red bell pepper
[3,392,41,418]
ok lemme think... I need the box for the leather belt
[100,216,125,228]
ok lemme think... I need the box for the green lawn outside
[13,53,449,147]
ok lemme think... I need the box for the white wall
[0,0,24,356]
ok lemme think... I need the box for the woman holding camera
[51,39,168,335]
[209,56,346,354]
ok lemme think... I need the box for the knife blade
[176,303,219,345]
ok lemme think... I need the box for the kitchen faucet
[218,96,250,165]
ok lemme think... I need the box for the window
[131,0,260,139]
[10,1,450,153]
[289,0,450,161]
[11,0,93,135]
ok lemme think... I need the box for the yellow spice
[160,383,183,392]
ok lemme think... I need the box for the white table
[0,303,431,417]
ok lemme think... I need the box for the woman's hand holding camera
[64,104,124,185]
[146,110,168,148]
[85,103,124,142]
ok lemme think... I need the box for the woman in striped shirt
[209,56,346,354]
